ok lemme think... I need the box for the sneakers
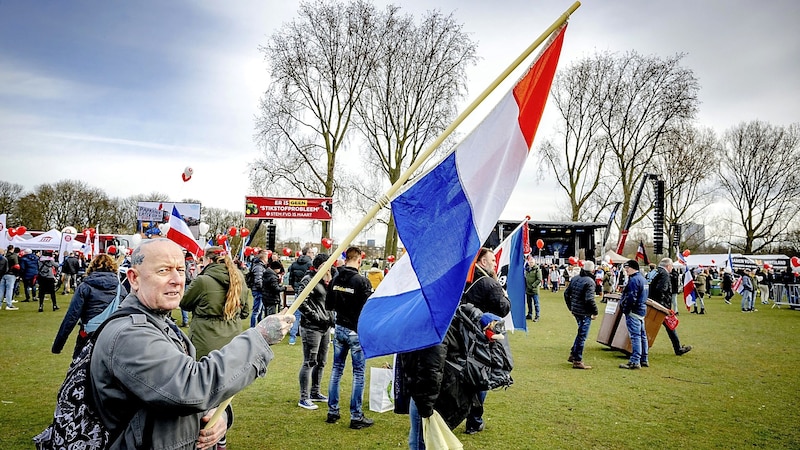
[298,399,319,410]
[289,336,296,345]
[567,354,575,363]
[533,316,540,322]
[5,306,19,311]
[349,416,374,430]
[465,422,485,435]
[310,393,328,403]
[724,299,731,305]
[572,361,592,370]
[326,413,340,424]
[640,360,649,367]
[619,362,641,370]
[676,345,692,356]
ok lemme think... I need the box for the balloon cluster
[6,226,28,237]
[568,256,578,265]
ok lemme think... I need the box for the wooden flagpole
[205,1,581,430]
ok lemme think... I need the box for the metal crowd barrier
[771,284,800,309]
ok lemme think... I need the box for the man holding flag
[461,247,510,434]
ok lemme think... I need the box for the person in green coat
[181,246,252,359]
[525,256,542,321]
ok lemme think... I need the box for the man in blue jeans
[564,260,598,369]
[619,260,649,369]
[326,247,374,429]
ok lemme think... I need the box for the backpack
[450,304,514,391]
[34,307,158,450]
[245,267,255,289]
[38,261,56,279]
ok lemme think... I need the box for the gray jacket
[90,294,274,449]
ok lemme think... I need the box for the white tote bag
[368,366,394,413]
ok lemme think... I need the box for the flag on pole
[358,25,567,359]
[727,247,734,270]
[93,225,100,256]
[636,241,649,265]
[683,270,697,310]
[732,275,743,294]
[677,250,687,266]
[493,220,529,332]
[167,206,204,257]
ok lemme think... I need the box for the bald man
[90,239,293,449]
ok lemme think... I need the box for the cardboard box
[599,298,669,353]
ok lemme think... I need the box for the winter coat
[525,265,542,296]
[91,293,272,449]
[563,270,598,317]
[620,272,648,317]
[649,266,672,310]
[288,255,313,290]
[297,269,334,333]
[38,257,58,279]
[327,265,373,332]
[6,251,20,275]
[52,271,127,357]
[20,253,39,279]
[180,263,251,359]
[695,272,707,294]
[461,266,510,317]
[260,266,285,305]
[366,267,384,290]
[61,255,80,275]
[722,272,733,290]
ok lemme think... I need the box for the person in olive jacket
[180,246,251,359]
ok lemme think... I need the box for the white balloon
[158,223,171,234]
[62,226,77,234]
[198,222,210,235]
[130,234,142,247]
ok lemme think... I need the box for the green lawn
[1,289,799,449]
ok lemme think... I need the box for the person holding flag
[460,247,510,434]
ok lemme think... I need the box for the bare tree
[252,0,384,239]
[539,55,613,221]
[355,8,477,256]
[718,121,800,253]
[0,181,24,224]
[598,51,699,251]
[650,124,720,251]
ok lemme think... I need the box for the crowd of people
[21,235,798,449]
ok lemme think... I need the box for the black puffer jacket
[461,266,510,316]
[563,270,598,316]
[260,266,285,306]
[297,269,334,333]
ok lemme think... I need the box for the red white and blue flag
[732,276,744,294]
[683,270,697,310]
[167,206,204,257]
[636,241,649,265]
[493,220,529,332]
[358,25,567,359]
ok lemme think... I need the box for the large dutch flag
[683,270,697,311]
[358,25,567,359]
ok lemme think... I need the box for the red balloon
[217,234,227,243]
[243,246,253,256]
[321,237,333,249]
[228,226,238,236]
[7,227,16,237]
[266,250,272,259]
[578,260,584,267]
[106,245,117,255]
[791,256,800,268]
[711,259,716,264]
[240,227,250,237]
[283,247,292,257]
[682,249,691,257]
[16,226,27,235]
[361,251,366,259]
[568,256,578,265]
[387,255,396,263]
[536,239,544,250]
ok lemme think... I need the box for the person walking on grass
[649,258,692,356]
[564,260,598,369]
[619,260,649,370]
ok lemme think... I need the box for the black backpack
[450,304,514,391]
[34,307,158,450]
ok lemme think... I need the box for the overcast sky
[1,0,798,242]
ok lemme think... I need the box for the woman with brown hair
[180,246,251,359]
[52,253,127,359]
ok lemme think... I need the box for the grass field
[2,288,799,449]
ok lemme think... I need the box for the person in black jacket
[51,254,128,358]
[460,247,510,434]
[261,260,285,317]
[564,260,598,369]
[60,252,80,295]
[326,247,374,430]
[296,253,335,410]
[650,258,692,356]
